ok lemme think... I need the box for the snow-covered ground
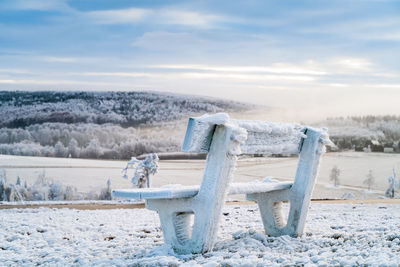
[1,152,400,199]
[1,203,399,266]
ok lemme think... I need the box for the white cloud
[1,0,69,11]
[0,68,31,74]
[152,64,326,75]
[82,72,154,78]
[79,70,315,82]
[41,56,78,63]
[87,8,150,24]
[158,10,226,28]
[87,7,228,28]
[0,79,16,83]
[330,57,373,71]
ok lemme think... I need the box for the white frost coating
[181,113,230,153]
[113,180,292,199]
[231,120,306,155]
[113,113,331,254]
[122,154,159,188]
[262,176,280,183]
[232,119,303,134]
[228,181,292,195]
[196,113,230,125]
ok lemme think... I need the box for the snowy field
[1,203,399,266]
[1,152,400,200]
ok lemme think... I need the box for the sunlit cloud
[41,56,78,63]
[331,57,373,71]
[79,70,316,82]
[0,79,16,83]
[83,72,154,78]
[87,8,150,24]
[151,64,327,75]
[0,0,68,11]
[87,7,228,28]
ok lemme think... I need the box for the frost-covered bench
[113,113,331,254]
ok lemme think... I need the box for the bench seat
[113,180,293,200]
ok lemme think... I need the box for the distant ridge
[0,91,251,128]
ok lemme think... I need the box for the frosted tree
[68,138,80,158]
[99,178,112,200]
[16,176,21,186]
[122,153,159,188]
[54,141,67,157]
[363,170,375,191]
[329,165,341,187]
[385,168,399,198]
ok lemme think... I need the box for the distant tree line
[0,91,250,159]
[321,116,400,151]
[0,122,182,159]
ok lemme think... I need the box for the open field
[1,151,400,200]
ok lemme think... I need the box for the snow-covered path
[1,203,399,266]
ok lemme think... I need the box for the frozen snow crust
[1,203,399,266]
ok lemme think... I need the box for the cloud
[87,8,150,24]
[41,56,78,63]
[152,64,327,75]
[329,57,373,72]
[158,9,227,28]
[87,7,229,28]
[0,0,69,11]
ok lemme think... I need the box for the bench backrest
[182,116,306,155]
[181,114,326,200]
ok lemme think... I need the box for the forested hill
[0,91,250,128]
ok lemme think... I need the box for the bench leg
[247,190,291,236]
[147,199,196,253]
[247,189,313,237]
[147,199,222,254]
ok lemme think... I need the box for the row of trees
[0,170,112,202]
[0,122,181,159]
[322,116,400,151]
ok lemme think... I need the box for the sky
[0,0,399,119]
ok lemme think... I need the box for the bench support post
[146,125,242,254]
[247,128,323,237]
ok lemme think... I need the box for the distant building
[384,147,394,153]
[370,140,384,152]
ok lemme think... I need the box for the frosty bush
[0,170,77,201]
[122,154,159,188]
[0,169,116,202]
[99,178,112,200]
[363,170,375,191]
[385,168,399,198]
[330,165,341,187]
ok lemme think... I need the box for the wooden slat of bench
[229,181,292,194]
[113,181,293,200]
[113,186,199,199]
[182,116,305,155]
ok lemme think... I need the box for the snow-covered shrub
[99,178,112,200]
[330,165,341,187]
[0,170,24,201]
[385,168,399,198]
[363,170,375,191]
[122,154,159,188]
[0,170,116,201]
